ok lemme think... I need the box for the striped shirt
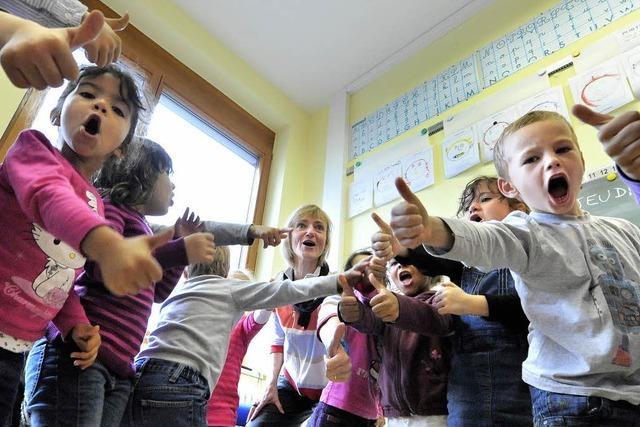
[0,0,86,27]
[206,311,269,427]
[71,200,187,378]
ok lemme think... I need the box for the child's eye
[112,106,125,118]
[556,146,571,154]
[480,196,492,203]
[79,91,95,99]
[523,156,538,165]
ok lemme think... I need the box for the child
[198,253,271,427]
[0,64,167,424]
[389,110,640,425]
[0,2,128,89]
[371,177,532,426]
[339,253,452,427]
[307,249,382,427]
[24,138,216,426]
[124,259,368,427]
[573,104,640,203]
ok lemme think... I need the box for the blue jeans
[0,347,25,426]
[24,337,133,426]
[530,386,640,426]
[307,401,376,427]
[447,331,532,427]
[246,376,317,427]
[125,358,210,427]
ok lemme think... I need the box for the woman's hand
[248,383,284,421]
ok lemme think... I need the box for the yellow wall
[343,0,640,262]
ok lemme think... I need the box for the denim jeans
[125,358,210,427]
[0,347,25,426]
[307,401,376,427]
[246,376,317,427]
[530,386,640,426]
[24,337,133,427]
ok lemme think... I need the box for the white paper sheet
[517,86,570,120]
[400,147,435,192]
[348,177,373,218]
[569,58,634,113]
[475,106,519,162]
[442,127,480,178]
[374,161,403,207]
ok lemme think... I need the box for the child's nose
[93,103,107,114]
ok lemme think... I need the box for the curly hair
[456,176,526,217]
[94,137,173,207]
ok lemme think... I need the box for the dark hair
[50,64,144,153]
[343,248,373,270]
[94,137,173,206]
[456,175,527,217]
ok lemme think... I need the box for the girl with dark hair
[24,137,216,426]
[0,64,163,425]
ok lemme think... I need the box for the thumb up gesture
[338,275,360,323]
[324,323,351,383]
[369,273,399,322]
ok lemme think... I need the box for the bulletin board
[350,0,640,160]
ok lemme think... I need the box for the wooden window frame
[0,0,274,271]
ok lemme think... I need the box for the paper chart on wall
[569,59,634,114]
[348,177,373,218]
[621,45,640,98]
[517,86,570,120]
[400,147,435,192]
[442,127,480,179]
[374,161,402,207]
[475,106,519,162]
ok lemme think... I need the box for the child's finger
[338,274,355,297]
[368,272,386,291]
[328,323,346,358]
[371,212,392,234]
[572,104,614,129]
[68,10,104,49]
[106,12,130,32]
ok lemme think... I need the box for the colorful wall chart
[351,0,640,160]
[442,127,480,178]
[569,58,634,112]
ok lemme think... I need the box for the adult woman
[247,205,332,427]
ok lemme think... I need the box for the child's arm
[338,277,386,336]
[318,320,351,383]
[200,221,291,248]
[0,10,106,89]
[573,104,640,202]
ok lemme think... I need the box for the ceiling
[171,0,494,112]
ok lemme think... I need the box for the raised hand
[338,275,361,323]
[368,256,388,280]
[371,212,404,261]
[0,10,105,89]
[70,324,101,370]
[369,273,399,322]
[573,104,640,180]
[184,232,215,264]
[325,323,351,382]
[83,226,173,296]
[390,177,432,249]
[249,225,292,248]
[174,207,204,237]
[83,13,129,67]
[342,255,369,288]
[433,280,489,316]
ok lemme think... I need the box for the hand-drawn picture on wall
[374,161,402,207]
[569,59,634,113]
[621,45,640,98]
[348,177,373,218]
[401,147,435,192]
[475,107,518,162]
[517,86,570,120]
[442,127,480,178]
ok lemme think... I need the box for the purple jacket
[343,289,452,418]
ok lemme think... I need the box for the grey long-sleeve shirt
[428,210,640,404]
[137,274,340,392]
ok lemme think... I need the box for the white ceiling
[172,0,494,112]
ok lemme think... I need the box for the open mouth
[399,270,412,285]
[83,114,101,136]
[302,239,316,247]
[548,174,569,202]
[469,213,482,222]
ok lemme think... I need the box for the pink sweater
[0,130,107,343]
[207,312,267,427]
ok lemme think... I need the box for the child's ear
[497,177,519,199]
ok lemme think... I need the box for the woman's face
[291,215,327,263]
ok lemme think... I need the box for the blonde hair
[493,110,578,179]
[227,269,255,281]
[187,246,230,278]
[281,204,332,268]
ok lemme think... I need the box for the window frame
[0,0,274,271]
